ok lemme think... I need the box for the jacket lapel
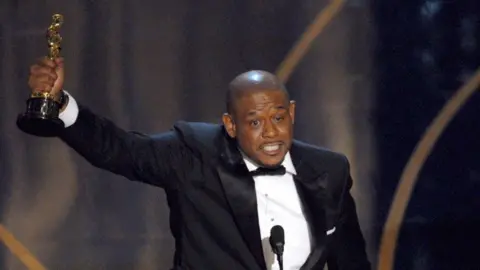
[215,130,266,270]
[173,121,266,269]
[290,141,330,270]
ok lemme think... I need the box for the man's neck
[239,149,296,175]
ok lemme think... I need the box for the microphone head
[269,225,285,255]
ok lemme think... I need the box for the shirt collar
[241,151,297,176]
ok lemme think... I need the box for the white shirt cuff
[59,90,79,128]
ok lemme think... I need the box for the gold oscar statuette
[17,14,65,137]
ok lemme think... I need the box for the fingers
[30,64,57,81]
[29,73,55,92]
[28,57,63,93]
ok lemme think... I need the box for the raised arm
[25,57,187,189]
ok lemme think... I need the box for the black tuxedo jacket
[58,105,371,270]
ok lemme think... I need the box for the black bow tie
[250,166,286,176]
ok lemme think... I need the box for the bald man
[24,58,371,270]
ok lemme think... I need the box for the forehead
[234,89,288,114]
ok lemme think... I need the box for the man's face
[222,89,296,168]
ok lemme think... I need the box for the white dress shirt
[59,92,313,269]
[58,91,79,127]
[243,154,312,270]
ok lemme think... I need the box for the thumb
[52,58,64,94]
[54,57,64,66]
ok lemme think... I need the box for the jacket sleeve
[327,156,372,270]
[58,104,188,190]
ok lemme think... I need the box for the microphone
[269,225,285,270]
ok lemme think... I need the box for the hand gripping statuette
[17,14,66,137]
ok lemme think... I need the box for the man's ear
[222,113,236,138]
[289,100,296,124]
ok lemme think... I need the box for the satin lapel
[290,141,329,270]
[215,131,266,270]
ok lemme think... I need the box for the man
[26,57,371,270]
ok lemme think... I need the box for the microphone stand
[274,242,284,270]
[276,253,283,270]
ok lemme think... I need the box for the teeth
[263,144,280,151]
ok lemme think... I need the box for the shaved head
[226,70,289,115]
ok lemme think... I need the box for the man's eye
[250,120,260,126]
[273,116,284,122]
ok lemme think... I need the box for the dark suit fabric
[58,105,371,270]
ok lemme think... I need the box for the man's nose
[262,121,278,138]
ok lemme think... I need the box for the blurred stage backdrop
[1,0,479,269]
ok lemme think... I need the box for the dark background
[374,1,480,269]
[1,0,479,269]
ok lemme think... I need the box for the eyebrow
[246,105,287,116]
